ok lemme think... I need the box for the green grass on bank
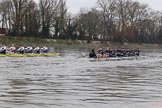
[0,36,48,46]
[0,36,161,48]
[0,36,82,46]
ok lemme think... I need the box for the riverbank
[0,36,161,49]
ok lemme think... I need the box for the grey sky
[66,0,97,14]
[139,0,162,10]
[34,0,162,14]
[66,0,162,14]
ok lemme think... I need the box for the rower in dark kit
[89,49,97,58]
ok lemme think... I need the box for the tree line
[0,0,162,43]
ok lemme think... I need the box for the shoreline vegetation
[1,0,162,44]
[0,36,161,49]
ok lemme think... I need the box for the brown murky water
[0,48,162,108]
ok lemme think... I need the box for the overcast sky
[66,0,97,14]
[66,0,162,14]
[34,0,162,14]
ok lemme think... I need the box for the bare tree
[76,9,100,42]
[97,0,116,41]
[39,0,67,38]
[0,0,12,30]
[8,0,32,35]
[24,0,40,36]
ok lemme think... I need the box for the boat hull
[0,53,60,57]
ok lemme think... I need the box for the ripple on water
[0,50,162,108]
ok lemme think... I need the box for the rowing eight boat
[0,53,60,57]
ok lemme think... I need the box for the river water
[0,48,162,108]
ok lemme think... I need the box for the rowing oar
[81,52,87,57]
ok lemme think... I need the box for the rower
[103,47,110,58]
[126,48,131,57]
[34,46,40,54]
[109,48,116,57]
[115,48,121,57]
[128,49,135,56]
[41,45,48,53]
[17,46,25,54]
[89,49,97,58]
[0,45,7,54]
[25,46,33,53]
[122,48,127,57]
[135,48,140,56]
[116,48,124,57]
[9,44,16,53]
[97,48,104,58]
